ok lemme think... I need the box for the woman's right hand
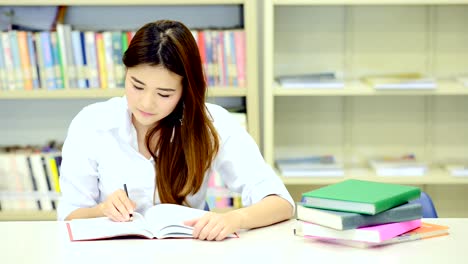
[99,189,136,222]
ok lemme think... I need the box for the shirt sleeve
[212,109,295,209]
[56,108,100,220]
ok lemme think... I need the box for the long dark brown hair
[122,20,219,206]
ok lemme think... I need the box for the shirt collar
[95,96,134,144]
[98,96,156,160]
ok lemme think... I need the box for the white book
[14,153,39,210]
[374,81,436,90]
[276,73,344,89]
[445,165,468,177]
[456,76,468,87]
[276,156,343,177]
[369,157,427,176]
[103,31,116,89]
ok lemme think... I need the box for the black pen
[123,184,133,221]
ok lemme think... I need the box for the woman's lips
[139,109,155,117]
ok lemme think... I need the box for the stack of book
[456,76,468,87]
[275,155,343,177]
[444,163,468,177]
[294,179,449,248]
[362,73,436,90]
[369,154,428,176]
[275,72,344,89]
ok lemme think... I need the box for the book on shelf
[295,218,421,243]
[275,72,344,89]
[444,164,468,177]
[304,222,449,248]
[296,202,422,231]
[0,26,247,91]
[369,154,428,176]
[456,76,468,87]
[361,73,436,90]
[0,151,62,211]
[66,203,238,241]
[301,179,421,215]
[275,155,344,177]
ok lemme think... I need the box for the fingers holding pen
[100,189,136,222]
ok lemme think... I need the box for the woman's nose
[140,93,156,109]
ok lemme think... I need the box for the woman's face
[125,64,183,131]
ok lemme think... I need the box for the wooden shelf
[1,0,245,5]
[0,210,56,221]
[272,0,468,5]
[0,87,247,99]
[274,81,468,96]
[279,168,468,185]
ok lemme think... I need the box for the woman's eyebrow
[131,76,145,85]
[157,87,176,92]
[131,76,176,91]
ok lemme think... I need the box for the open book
[66,203,238,241]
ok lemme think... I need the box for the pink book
[299,219,421,243]
[234,30,246,87]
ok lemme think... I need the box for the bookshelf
[0,0,258,221]
[0,0,259,143]
[263,0,468,216]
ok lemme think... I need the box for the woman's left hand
[184,211,243,241]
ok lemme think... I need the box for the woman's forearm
[64,204,104,220]
[229,195,294,230]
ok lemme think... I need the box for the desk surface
[2,218,468,264]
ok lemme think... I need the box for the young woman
[57,20,294,241]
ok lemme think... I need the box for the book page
[68,212,154,240]
[143,204,208,237]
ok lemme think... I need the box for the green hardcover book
[301,179,421,215]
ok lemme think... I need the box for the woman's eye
[158,94,170,98]
[133,85,144,90]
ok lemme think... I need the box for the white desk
[2,218,468,264]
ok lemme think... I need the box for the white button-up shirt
[57,96,294,220]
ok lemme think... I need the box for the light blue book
[84,31,99,88]
[297,202,422,230]
[0,35,6,90]
[9,31,24,90]
[26,32,40,89]
[71,30,86,89]
[39,31,56,90]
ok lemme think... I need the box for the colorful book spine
[234,30,246,87]
[26,32,40,89]
[0,34,7,90]
[111,31,124,88]
[95,32,108,89]
[34,32,46,89]
[71,30,87,89]
[84,31,99,89]
[16,31,33,90]
[1,32,14,90]
[9,31,25,90]
[79,31,90,88]
[103,31,116,89]
[56,24,70,89]
[39,32,56,90]
[227,30,238,86]
[50,32,64,89]
[196,31,207,85]
[63,24,77,88]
